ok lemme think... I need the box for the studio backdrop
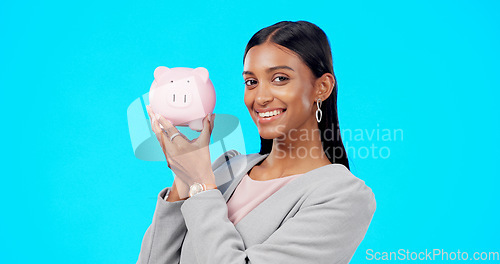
[1,0,498,263]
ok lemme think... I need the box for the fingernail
[155,113,161,120]
[208,113,212,122]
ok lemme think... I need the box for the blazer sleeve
[136,187,187,264]
[180,175,376,264]
[136,150,241,264]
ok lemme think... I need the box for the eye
[273,75,289,83]
[244,79,258,88]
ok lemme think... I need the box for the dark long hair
[243,20,350,170]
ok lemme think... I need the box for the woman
[138,20,376,264]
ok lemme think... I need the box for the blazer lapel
[213,153,269,203]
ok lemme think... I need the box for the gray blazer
[137,150,376,264]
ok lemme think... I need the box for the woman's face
[243,42,319,140]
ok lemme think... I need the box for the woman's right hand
[145,105,191,202]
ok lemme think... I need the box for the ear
[192,67,209,82]
[314,73,335,101]
[154,66,169,79]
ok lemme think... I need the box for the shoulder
[323,164,375,196]
[302,163,376,216]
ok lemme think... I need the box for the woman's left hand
[146,105,216,198]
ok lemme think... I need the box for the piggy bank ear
[192,67,209,82]
[154,66,169,79]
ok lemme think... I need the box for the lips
[255,108,286,123]
[257,109,285,118]
[255,107,286,113]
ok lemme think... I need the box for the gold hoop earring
[316,99,322,123]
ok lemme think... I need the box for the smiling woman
[243,21,349,169]
[137,20,376,264]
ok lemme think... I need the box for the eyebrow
[242,65,295,75]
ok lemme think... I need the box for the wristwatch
[188,182,218,198]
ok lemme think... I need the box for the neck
[262,120,332,176]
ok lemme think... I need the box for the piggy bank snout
[166,88,193,107]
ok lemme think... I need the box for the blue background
[1,0,498,263]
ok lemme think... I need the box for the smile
[255,108,286,123]
[258,109,284,117]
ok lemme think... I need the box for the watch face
[189,183,204,197]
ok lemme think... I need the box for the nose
[254,84,273,105]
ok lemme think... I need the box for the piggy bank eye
[170,80,173,83]
[187,80,190,83]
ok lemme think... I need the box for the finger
[147,108,168,147]
[155,113,189,145]
[147,106,166,147]
[149,111,162,136]
[150,116,162,136]
[149,117,172,165]
[150,116,167,149]
[146,105,155,127]
[147,107,175,167]
[210,113,215,132]
[197,113,213,146]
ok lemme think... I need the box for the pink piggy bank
[149,66,216,131]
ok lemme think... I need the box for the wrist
[205,184,217,190]
[188,182,218,198]
[165,186,188,202]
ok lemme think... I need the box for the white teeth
[258,109,283,118]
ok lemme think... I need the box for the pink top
[226,172,303,225]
